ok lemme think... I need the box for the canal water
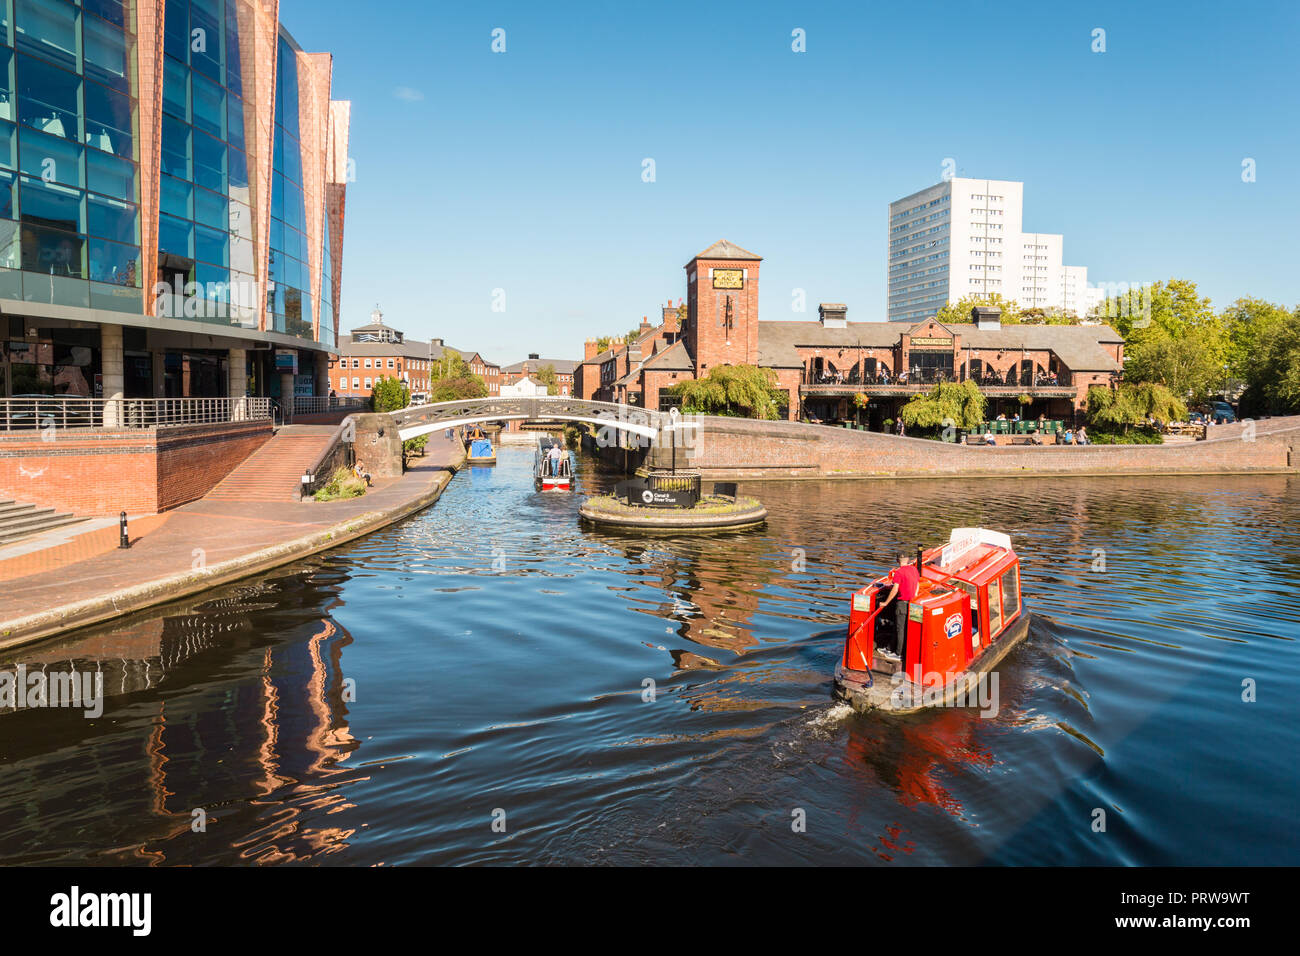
[1,446,1297,865]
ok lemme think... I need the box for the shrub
[1087,426,1163,445]
[403,434,429,460]
[313,466,367,501]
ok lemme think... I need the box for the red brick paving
[1,435,463,644]
[204,425,339,501]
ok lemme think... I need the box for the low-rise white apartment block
[888,178,1093,322]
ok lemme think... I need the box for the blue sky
[280,0,1300,365]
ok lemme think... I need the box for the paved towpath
[0,434,464,650]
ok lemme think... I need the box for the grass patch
[313,467,367,501]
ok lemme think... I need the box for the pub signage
[910,336,953,348]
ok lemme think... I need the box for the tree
[935,293,1022,325]
[1223,298,1300,415]
[430,375,488,402]
[371,375,409,412]
[536,364,559,395]
[1085,383,1185,434]
[899,380,986,433]
[670,364,785,420]
[428,350,488,400]
[1119,279,1229,403]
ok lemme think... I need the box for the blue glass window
[226,95,245,151]
[193,128,225,192]
[0,49,13,125]
[85,0,128,31]
[163,57,189,120]
[224,1,243,95]
[18,127,83,187]
[17,53,79,142]
[191,73,224,138]
[19,175,83,232]
[161,115,190,179]
[163,1,188,62]
[227,146,249,191]
[193,185,226,231]
[157,212,192,258]
[88,237,140,287]
[195,260,230,295]
[0,169,15,219]
[0,120,13,171]
[85,81,134,159]
[21,223,83,277]
[281,132,301,184]
[83,15,132,93]
[189,3,221,81]
[87,192,137,244]
[87,149,134,201]
[194,222,227,266]
[15,0,79,72]
[159,174,192,220]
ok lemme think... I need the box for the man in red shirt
[877,552,919,660]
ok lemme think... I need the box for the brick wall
[670,416,1298,480]
[0,421,272,515]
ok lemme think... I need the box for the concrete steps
[0,499,90,546]
[204,426,338,502]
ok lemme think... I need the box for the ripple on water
[0,451,1296,865]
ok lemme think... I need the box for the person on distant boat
[547,442,562,475]
[877,551,920,660]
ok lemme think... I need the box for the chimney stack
[584,337,599,360]
[662,302,679,333]
[818,303,848,328]
[972,306,1001,331]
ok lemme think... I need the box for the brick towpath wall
[0,420,272,515]
[664,416,1299,480]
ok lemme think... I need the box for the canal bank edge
[0,451,466,652]
[648,415,1300,481]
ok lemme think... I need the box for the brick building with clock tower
[683,240,762,372]
[575,237,1124,425]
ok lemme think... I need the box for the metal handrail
[0,396,272,431]
[646,471,701,496]
[293,395,370,415]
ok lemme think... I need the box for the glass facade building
[0,0,348,401]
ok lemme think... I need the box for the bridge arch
[390,397,666,441]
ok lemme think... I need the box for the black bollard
[119,511,130,549]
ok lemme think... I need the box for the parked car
[1211,401,1236,424]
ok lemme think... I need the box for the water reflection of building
[615,536,770,657]
[1,573,362,862]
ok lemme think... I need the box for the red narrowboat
[833,528,1031,714]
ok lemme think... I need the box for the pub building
[576,241,1124,427]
